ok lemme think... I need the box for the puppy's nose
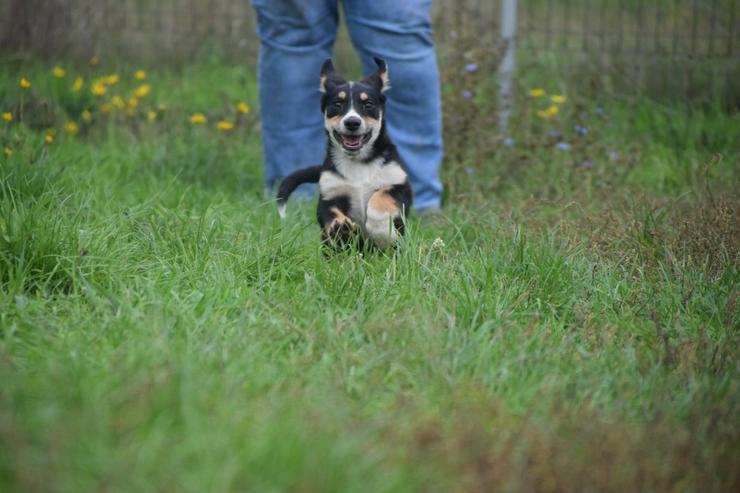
[343,117,361,132]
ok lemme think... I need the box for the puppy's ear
[363,57,390,93]
[320,59,344,93]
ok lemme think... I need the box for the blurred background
[2,0,738,106]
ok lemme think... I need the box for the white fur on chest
[319,155,407,222]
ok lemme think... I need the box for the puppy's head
[320,58,390,156]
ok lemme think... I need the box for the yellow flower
[128,97,139,108]
[100,103,113,114]
[64,121,79,135]
[20,78,31,90]
[537,105,560,119]
[126,107,136,117]
[90,56,99,66]
[190,113,207,124]
[111,96,125,110]
[53,66,66,78]
[3,147,11,157]
[103,74,119,86]
[157,103,167,112]
[237,102,251,114]
[217,120,234,131]
[529,88,545,97]
[147,110,157,121]
[82,110,92,122]
[91,83,106,96]
[133,84,151,98]
[45,134,54,144]
[551,94,566,104]
[134,70,147,81]
[2,112,11,122]
[73,77,84,92]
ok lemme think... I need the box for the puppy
[276,57,412,249]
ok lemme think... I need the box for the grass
[0,56,739,492]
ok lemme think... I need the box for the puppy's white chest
[319,158,406,222]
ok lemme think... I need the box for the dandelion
[217,120,234,131]
[465,63,478,73]
[111,96,126,109]
[133,84,151,98]
[44,134,54,145]
[52,66,66,78]
[190,113,207,124]
[128,97,139,108]
[3,147,11,157]
[64,121,79,135]
[100,103,113,114]
[20,78,31,90]
[103,74,119,86]
[134,70,147,80]
[556,142,571,151]
[462,90,473,100]
[551,94,566,104]
[147,110,157,121]
[73,77,84,92]
[91,83,106,96]
[537,105,559,119]
[529,88,545,97]
[2,112,11,122]
[237,101,251,114]
[90,56,99,66]
[81,110,92,123]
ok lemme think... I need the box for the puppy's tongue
[342,135,363,147]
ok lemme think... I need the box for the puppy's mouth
[334,131,371,151]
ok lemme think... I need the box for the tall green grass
[0,58,738,492]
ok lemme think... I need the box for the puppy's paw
[322,207,356,248]
[365,189,401,249]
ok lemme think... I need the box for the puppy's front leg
[365,185,410,249]
[318,197,356,249]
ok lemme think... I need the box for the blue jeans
[252,0,443,211]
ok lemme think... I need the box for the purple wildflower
[462,90,473,100]
[464,166,474,176]
[609,150,619,161]
[465,63,478,73]
[575,125,588,136]
[580,160,593,169]
[503,137,515,146]
[556,142,571,151]
[595,107,605,116]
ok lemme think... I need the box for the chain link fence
[1,0,738,105]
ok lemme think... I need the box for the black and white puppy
[276,57,412,249]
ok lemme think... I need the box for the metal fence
[1,0,738,105]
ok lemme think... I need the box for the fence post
[498,0,518,131]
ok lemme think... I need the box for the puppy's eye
[333,100,343,108]
[363,101,374,110]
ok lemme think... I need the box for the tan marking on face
[360,92,368,101]
[338,91,347,99]
[319,75,327,92]
[363,116,379,126]
[325,114,341,127]
[368,189,399,214]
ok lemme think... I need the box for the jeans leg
[251,0,338,194]
[342,0,443,210]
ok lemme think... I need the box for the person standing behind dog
[251,0,443,212]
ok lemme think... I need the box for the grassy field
[1,56,739,492]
